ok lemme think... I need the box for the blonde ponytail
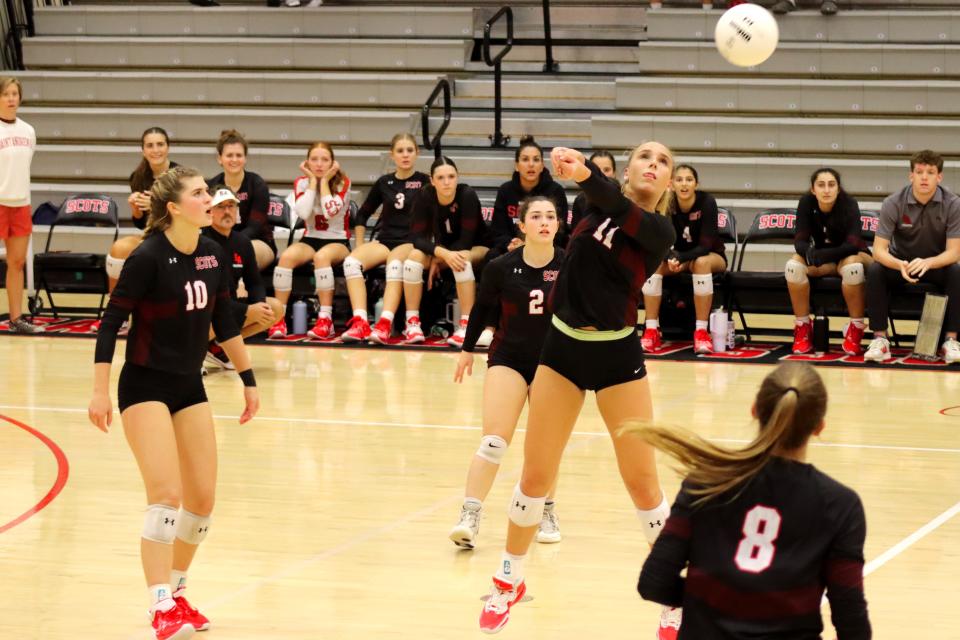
[144,166,203,237]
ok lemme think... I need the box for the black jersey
[94,233,240,375]
[639,457,871,640]
[410,183,489,256]
[548,161,675,331]
[463,248,564,364]
[672,190,726,263]
[795,192,866,266]
[489,170,569,251]
[201,227,266,303]
[209,170,272,244]
[355,171,429,245]
[128,160,180,230]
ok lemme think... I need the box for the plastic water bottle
[726,312,736,350]
[710,308,727,353]
[292,300,307,335]
[373,297,384,322]
[813,308,829,356]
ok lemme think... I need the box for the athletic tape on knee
[105,255,125,279]
[508,483,547,528]
[175,509,211,545]
[784,259,809,285]
[343,256,364,280]
[403,259,424,284]
[453,261,475,283]
[641,273,663,297]
[142,504,178,544]
[692,274,713,296]
[272,266,293,292]
[840,262,865,286]
[386,259,403,282]
[314,266,334,291]
[637,494,671,544]
[476,435,508,465]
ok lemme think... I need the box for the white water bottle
[292,300,308,335]
[710,308,727,353]
[726,312,736,350]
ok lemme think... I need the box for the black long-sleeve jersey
[94,233,240,374]
[410,183,489,256]
[129,160,180,230]
[672,190,726,264]
[794,192,866,266]
[355,171,429,245]
[462,248,564,366]
[209,170,272,244]
[201,227,266,303]
[639,457,871,640]
[489,170,569,251]
[548,161,675,331]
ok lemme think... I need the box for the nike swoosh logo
[634,367,642,374]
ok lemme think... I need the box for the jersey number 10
[734,505,782,574]
[184,281,209,311]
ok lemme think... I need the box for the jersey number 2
[184,280,208,311]
[734,505,781,574]
[529,289,544,315]
[593,218,619,249]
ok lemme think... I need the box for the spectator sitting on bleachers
[340,133,429,344]
[641,164,726,354]
[268,142,352,340]
[569,150,617,246]
[786,168,872,356]
[488,136,568,260]
[864,149,960,364]
[403,156,491,347]
[201,186,283,370]
[208,129,274,271]
[99,127,179,315]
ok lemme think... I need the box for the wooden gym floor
[1,335,959,639]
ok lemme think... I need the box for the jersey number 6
[734,505,782,574]
[184,280,209,311]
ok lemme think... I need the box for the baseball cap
[210,188,240,207]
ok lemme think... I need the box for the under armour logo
[198,526,208,534]
[515,502,526,511]
[650,520,661,528]
[513,268,522,274]
[169,257,178,264]
[165,517,176,525]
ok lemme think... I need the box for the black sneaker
[771,0,796,13]
[204,343,235,370]
[8,317,44,334]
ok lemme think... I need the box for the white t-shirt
[292,175,352,240]
[0,117,36,207]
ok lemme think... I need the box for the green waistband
[551,315,636,342]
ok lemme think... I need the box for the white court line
[864,499,960,577]
[5,404,960,455]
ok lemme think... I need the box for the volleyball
[714,3,779,68]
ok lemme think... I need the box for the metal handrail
[483,6,513,148]
[1,0,34,71]
[421,77,451,161]
[542,0,558,73]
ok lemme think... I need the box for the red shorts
[0,204,32,239]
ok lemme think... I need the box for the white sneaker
[449,502,481,549]
[448,319,468,348]
[403,317,425,344]
[536,502,561,544]
[657,606,682,640]
[476,328,494,349]
[943,338,960,364]
[863,336,892,362]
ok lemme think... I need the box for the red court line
[0,413,70,534]
[940,406,960,417]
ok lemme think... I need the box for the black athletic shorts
[539,317,646,391]
[229,299,249,329]
[299,237,350,252]
[488,349,538,386]
[375,238,411,251]
[118,362,208,414]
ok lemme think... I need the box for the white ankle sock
[795,316,810,326]
[851,318,865,328]
[406,310,419,322]
[319,306,332,320]
[380,310,394,322]
[496,551,525,585]
[149,584,175,612]
[646,319,659,330]
[695,320,708,331]
[353,310,367,321]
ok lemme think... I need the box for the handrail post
[542,0,558,73]
[421,78,452,161]
[483,6,513,148]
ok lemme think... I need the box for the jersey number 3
[529,289,544,315]
[734,505,782,574]
[184,280,209,311]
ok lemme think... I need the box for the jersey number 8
[184,280,209,311]
[734,505,782,574]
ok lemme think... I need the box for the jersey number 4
[593,218,619,249]
[184,280,209,311]
[529,289,545,315]
[734,505,782,574]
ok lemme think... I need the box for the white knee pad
[343,256,364,280]
[637,494,671,544]
[176,509,211,545]
[692,274,713,297]
[142,504,178,544]
[508,483,547,528]
[272,266,293,292]
[386,259,403,282]
[403,259,424,284]
[476,435,508,465]
[784,259,809,285]
[314,266,334,291]
[840,262,865,286]
[453,261,475,283]
[642,273,663,297]
[105,255,125,279]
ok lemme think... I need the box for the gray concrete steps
[426,114,592,147]
[453,77,617,110]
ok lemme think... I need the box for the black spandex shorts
[538,320,646,392]
[376,238,410,251]
[488,349,538,386]
[118,363,208,414]
[299,237,350,252]
[229,299,249,329]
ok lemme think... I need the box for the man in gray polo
[865,149,960,363]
